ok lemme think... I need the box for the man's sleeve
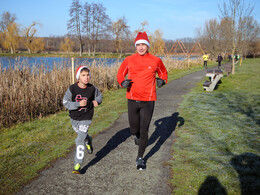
[117,59,128,87]
[157,59,168,83]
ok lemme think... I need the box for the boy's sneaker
[85,136,93,154]
[134,135,140,145]
[136,157,146,170]
[72,163,81,174]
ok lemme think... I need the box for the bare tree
[67,0,83,56]
[0,11,16,32]
[219,17,233,57]
[31,37,45,53]
[149,30,165,55]
[60,37,75,53]
[199,19,221,58]
[112,16,130,57]
[0,11,17,52]
[22,22,41,54]
[219,0,254,74]
[89,3,111,56]
[82,2,111,56]
[247,38,260,58]
[3,22,20,53]
[237,16,260,58]
[83,2,91,56]
[133,20,149,38]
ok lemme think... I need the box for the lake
[0,55,199,70]
[0,56,124,70]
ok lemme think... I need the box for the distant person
[228,55,231,62]
[217,53,223,69]
[202,52,209,69]
[63,66,103,174]
[117,32,168,170]
[235,53,237,62]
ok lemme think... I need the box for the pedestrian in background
[217,53,223,69]
[202,52,209,69]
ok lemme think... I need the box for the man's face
[136,43,149,55]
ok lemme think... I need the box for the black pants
[128,99,155,158]
[204,61,207,67]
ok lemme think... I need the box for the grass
[0,57,211,194]
[171,58,260,194]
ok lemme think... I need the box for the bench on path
[203,70,223,91]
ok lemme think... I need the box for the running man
[117,32,168,170]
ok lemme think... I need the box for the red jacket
[117,52,168,101]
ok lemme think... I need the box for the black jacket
[217,55,223,62]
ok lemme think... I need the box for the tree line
[0,0,167,56]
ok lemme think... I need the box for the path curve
[17,66,220,195]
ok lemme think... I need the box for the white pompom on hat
[135,31,150,47]
[76,65,90,80]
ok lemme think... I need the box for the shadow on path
[144,112,184,162]
[81,128,131,174]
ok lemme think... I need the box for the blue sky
[1,0,259,40]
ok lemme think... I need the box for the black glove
[121,79,132,88]
[156,78,166,88]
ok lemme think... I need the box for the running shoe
[134,135,140,145]
[85,136,93,154]
[136,157,146,170]
[72,163,81,174]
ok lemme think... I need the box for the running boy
[63,65,102,174]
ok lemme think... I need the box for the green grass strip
[171,58,260,194]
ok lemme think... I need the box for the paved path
[17,67,218,195]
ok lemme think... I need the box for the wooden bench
[203,80,211,87]
[203,70,223,91]
[224,64,232,76]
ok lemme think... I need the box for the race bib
[79,125,89,133]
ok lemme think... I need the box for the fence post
[188,54,190,68]
[71,57,75,84]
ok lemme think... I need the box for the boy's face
[78,70,90,85]
[136,43,148,56]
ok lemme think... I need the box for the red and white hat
[135,32,150,47]
[76,65,90,80]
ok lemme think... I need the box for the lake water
[0,56,124,70]
[0,55,199,70]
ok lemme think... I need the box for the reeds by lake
[0,57,202,128]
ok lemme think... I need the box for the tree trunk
[27,47,31,54]
[232,55,235,75]
[120,49,122,58]
[92,45,96,56]
[79,42,83,57]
